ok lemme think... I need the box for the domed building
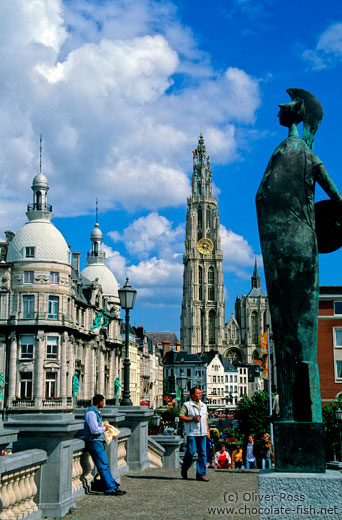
[0,172,123,411]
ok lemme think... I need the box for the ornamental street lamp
[152,411,161,434]
[118,278,137,407]
[176,370,187,408]
[335,408,342,462]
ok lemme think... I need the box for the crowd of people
[179,386,274,481]
[208,433,274,470]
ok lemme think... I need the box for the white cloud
[302,22,342,70]
[0,0,261,228]
[220,225,261,275]
[108,212,184,258]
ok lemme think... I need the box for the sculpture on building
[0,372,7,399]
[114,377,122,398]
[256,89,342,471]
[72,371,80,398]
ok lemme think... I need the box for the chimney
[72,252,80,275]
[162,341,171,357]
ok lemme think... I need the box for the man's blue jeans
[182,435,207,478]
[86,441,117,493]
[262,457,272,469]
[246,459,257,469]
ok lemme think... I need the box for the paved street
[61,468,259,520]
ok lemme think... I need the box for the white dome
[6,221,70,264]
[32,173,48,188]
[81,263,119,300]
[91,223,103,241]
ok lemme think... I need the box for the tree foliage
[322,395,342,460]
[234,391,271,444]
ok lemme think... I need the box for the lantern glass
[119,278,137,310]
[335,408,342,422]
[152,413,161,427]
[176,373,187,391]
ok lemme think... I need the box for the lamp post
[176,370,187,408]
[118,278,137,407]
[152,411,161,434]
[335,408,342,462]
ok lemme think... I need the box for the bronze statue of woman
[256,90,342,432]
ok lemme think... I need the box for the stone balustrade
[147,438,165,468]
[0,449,47,520]
[117,430,130,476]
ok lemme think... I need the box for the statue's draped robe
[256,135,324,422]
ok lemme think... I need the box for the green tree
[234,391,271,444]
[322,395,342,461]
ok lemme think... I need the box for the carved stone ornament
[17,362,34,371]
[44,361,60,369]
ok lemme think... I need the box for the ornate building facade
[224,260,270,364]
[180,135,225,354]
[0,171,163,411]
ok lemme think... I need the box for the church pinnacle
[251,257,261,289]
[181,135,225,355]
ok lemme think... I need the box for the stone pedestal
[119,406,153,470]
[150,435,183,468]
[259,470,342,520]
[0,425,18,452]
[5,413,84,518]
[274,422,325,472]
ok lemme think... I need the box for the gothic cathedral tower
[181,134,225,354]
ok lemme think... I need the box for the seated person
[214,443,231,469]
[231,444,244,469]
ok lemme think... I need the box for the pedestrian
[231,444,244,469]
[179,387,210,481]
[214,443,231,469]
[207,433,215,469]
[84,394,126,496]
[243,434,258,469]
[260,432,274,469]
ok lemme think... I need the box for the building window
[251,311,258,343]
[20,335,34,359]
[48,296,59,319]
[334,329,342,381]
[208,267,215,301]
[25,247,35,258]
[46,337,58,359]
[230,375,233,382]
[23,295,35,318]
[225,375,228,383]
[334,302,342,315]
[50,272,59,284]
[24,271,34,283]
[209,310,216,344]
[187,368,191,377]
[206,207,211,230]
[199,266,203,301]
[45,372,57,398]
[234,375,237,382]
[234,385,237,392]
[20,372,32,398]
[213,376,216,383]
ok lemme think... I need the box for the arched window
[201,310,204,347]
[197,182,201,196]
[209,310,216,345]
[197,208,202,240]
[206,207,211,230]
[251,311,258,343]
[263,310,268,332]
[208,266,215,301]
[199,266,203,301]
[252,350,260,361]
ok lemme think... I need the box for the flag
[176,387,181,402]
[259,330,268,354]
[260,355,269,380]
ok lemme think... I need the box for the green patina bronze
[256,89,342,472]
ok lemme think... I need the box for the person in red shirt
[214,443,231,469]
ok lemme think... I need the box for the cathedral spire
[192,134,213,199]
[26,135,53,222]
[251,257,261,289]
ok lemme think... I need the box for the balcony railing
[11,399,35,408]
[27,203,52,211]
[87,250,106,259]
[16,312,73,323]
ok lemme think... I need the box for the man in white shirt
[179,387,210,481]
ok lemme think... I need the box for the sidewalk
[60,468,259,520]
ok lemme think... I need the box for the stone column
[98,347,105,395]
[7,332,17,406]
[83,343,91,400]
[67,338,75,397]
[35,333,45,409]
[60,332,68,405]
[106,349,114,399]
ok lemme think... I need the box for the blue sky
[1,0,342,335]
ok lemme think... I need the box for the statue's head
[286,88,323,149]
[278,99,304,127]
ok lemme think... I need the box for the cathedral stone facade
[180,135,225,355]
[224,260,270,364]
